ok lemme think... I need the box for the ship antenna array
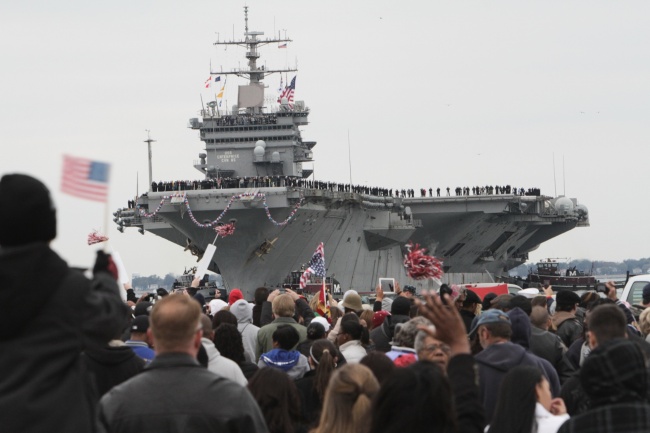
[144,130,156,190]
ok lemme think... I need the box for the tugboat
[113,8,590,297]
[524,258,596,291]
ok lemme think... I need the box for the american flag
[299,242,325,289]
[277,76,296,108]
[61,155,110,202]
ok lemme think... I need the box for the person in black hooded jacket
[370,297,412,352]
[559,339,650,433]
[0,174,127,433]
[83,307,146,397]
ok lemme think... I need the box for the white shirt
[534,402,570,433]
[484,403,570,433]
[339,340,367,364]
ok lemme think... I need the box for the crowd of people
[149,176,542,199]
[3,173,649,433]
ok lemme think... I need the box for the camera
[595,283,608,294]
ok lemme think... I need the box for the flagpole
[103,183,110,253]
[348,130,352,186]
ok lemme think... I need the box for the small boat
[524,258,596,291]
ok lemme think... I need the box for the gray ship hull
[118,187,587,296]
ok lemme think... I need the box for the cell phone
[379,278,395,292]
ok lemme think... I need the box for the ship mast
[211,6,296,114]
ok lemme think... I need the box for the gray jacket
[97,353,268,433]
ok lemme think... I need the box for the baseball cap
[463,290,481,306]
[131,315,149,333]
[402,285,417,295]
[134,301,153,317]
[469,309,511,337]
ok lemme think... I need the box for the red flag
[317,278,330,320]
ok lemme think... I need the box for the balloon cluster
[88,230,109,245]
[403,241,444,280]
[214,223,236,237]
[137,192,303,229]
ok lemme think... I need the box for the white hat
[311,316,331,330]
[209,299,228,315]
[519,288,540,299]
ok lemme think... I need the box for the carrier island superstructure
[114,9,590,295]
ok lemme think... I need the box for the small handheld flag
[61,155,110,202]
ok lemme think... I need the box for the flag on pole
[205,75,221,88]
[217,77,226,107]
[277,76,296,108]
[317,278,331,320]
[299,242,325,289]
[61,155,110,202]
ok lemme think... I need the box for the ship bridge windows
[205,114,278,126]
[205,135,297,144]
[201,124,294,134]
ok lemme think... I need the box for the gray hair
[392,316,431,348]
[414,326,436,353]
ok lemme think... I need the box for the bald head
[200,314,213,339]
[149,294,202,355]
[530,306,550,330]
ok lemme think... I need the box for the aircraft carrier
[114,8,589,295]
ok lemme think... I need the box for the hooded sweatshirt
[230,299,259,363]
[369,314,410,352]
[476,341,552,422]
[83,341,145,396]
[507,307,561,397]
[558,339,650,433]
[258,348,309,380]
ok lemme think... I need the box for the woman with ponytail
[310,363,379,433]
[295,339,340,428]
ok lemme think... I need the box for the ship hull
[121,187,587,297]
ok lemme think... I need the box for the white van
[619,275,650,307]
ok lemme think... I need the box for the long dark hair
[212,309,237,329]
[248,368,302,433]
[369,361,457,433]
[213,323,245,363]
[309,340,338,400]
[341,313,369,345]
[487,366,543,433]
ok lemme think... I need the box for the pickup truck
[619,274,650,307]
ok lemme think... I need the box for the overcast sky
[2,1,648,277]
